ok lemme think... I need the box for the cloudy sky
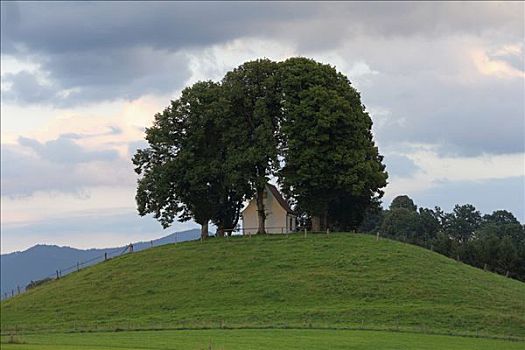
[1,2,524,253]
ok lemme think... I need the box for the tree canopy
[133,81,247,238]
[390,195,417,212]
[133,57,388,237]
[221,59,281,234]
[361,195,525,282]
[278,58,387,231]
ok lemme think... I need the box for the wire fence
[222,226,294,236]
[3,230,521,342]
[1,232,191,301]
[3,226,324,300]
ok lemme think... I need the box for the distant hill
[1,233,524,338]
[0,229,201,298]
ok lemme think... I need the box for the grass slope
[2,329,525,350]
[1,233,524,338]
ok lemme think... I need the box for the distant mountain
[0,229,201,298]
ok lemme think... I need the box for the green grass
[1,233,524,339]
[1,329,524,350]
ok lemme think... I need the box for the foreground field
[2,329,525,350]
[2,233,525,338]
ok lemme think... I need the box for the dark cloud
[1,138,134,197]
[366,70,524,156]
[1,2,523,156]
[2,71,57,104]
[1,2,316,54]
[18,135,119,164]
[2,2,522,106]
[2,2,521,55]
[2,48,192,106]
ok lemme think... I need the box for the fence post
[104,252,107,261]
[77,262,80,272]
[17,286,20,295]
[130,243,134,253]
[376,232,379,241]
[150,240,153,248]
[11,290,14,297]
[304,228,307,238]
[281,227,283,234]
[56,270,60,279]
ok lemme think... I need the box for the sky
[1,2,524,253]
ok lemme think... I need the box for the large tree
[134,57,387,236]
[443,204,482,246]
[390,195,417,212]
[278,57,387,231]
[221,59,281,234]
[133,81,245,239]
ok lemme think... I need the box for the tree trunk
[201,222,209,239]
[311,215,321,232]
[256,187,266,234]
[321,210,329,232]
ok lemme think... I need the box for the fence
[221,226,292,236]
[1,232,190,301]
[3,228,377,300]
[3,230,520,342]
[3,226,331,300]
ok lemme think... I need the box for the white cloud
[1,2,524,252]
[471,46,525,79]
[184,38,298,84]
[384,148,525,199]
[0,54,41,75]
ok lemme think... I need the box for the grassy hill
[1,233,524,339]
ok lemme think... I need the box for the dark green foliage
[221,59,282,234]
[443,204,482,245]
[133,81,247,238]
[373,196,524,281]
[277,58,387,231]
[380,196,438,247]
[134,57,388,236]
[418,207,441,243]
[390,195,417,211]
[467,214,525,278]
[358,200,385,233]
[380,208,422,243]
[483,210,520,225]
